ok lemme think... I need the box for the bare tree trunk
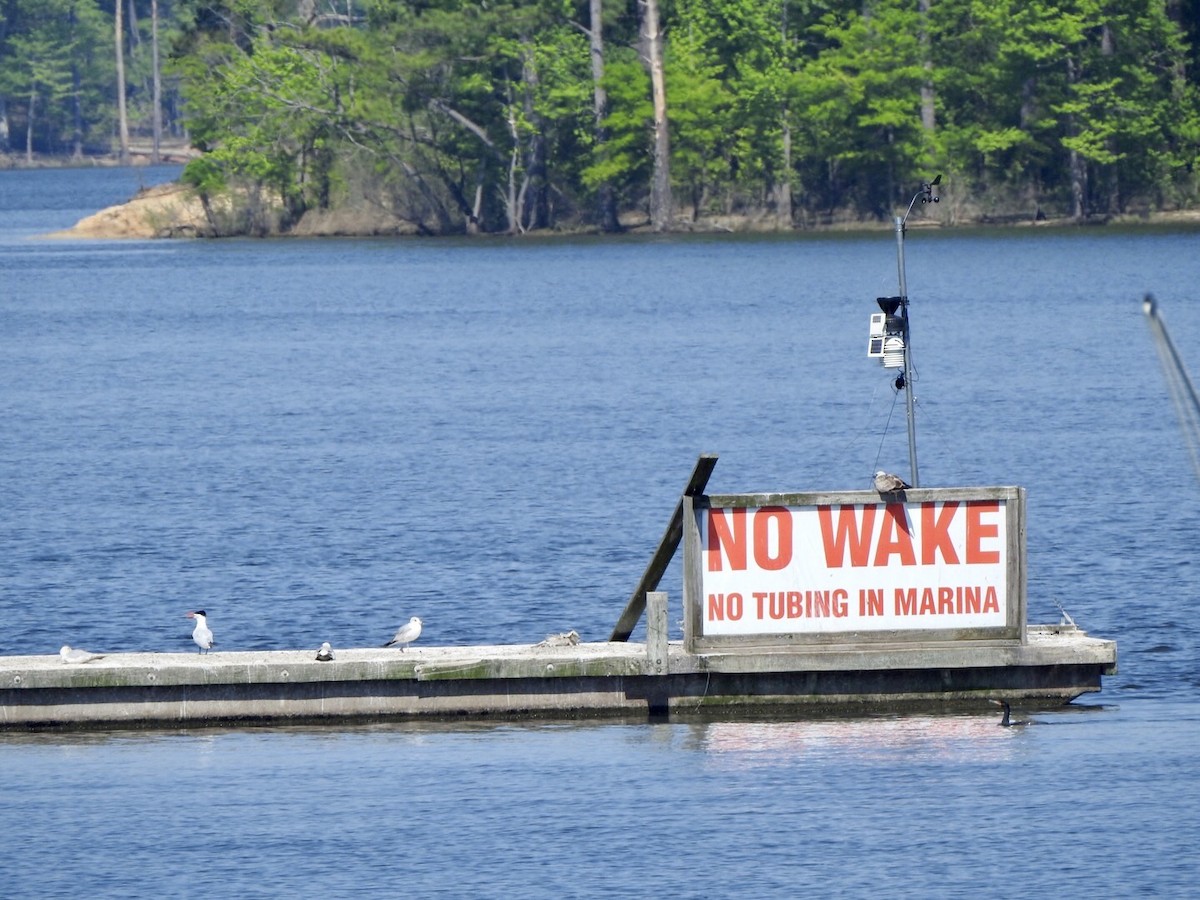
[72,64,84,160]
[127,0,140,48]
[589,0,621,232]
[1069,147,1086,221]
[152,0,162,163]
[67,4,84,160]
[775,119,792,227]
[115,0,131,164]
[470,182,483,234]
[1019,77,1036,129]
[919,0,936,132]
[1100,21,1118,214]
[25,89,36,164]
[521,44,549,230]
[773,3,792,228]
[640,0,671,232]
[1066,57,1085,222]
[505,103,521,233]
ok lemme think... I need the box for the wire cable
[872,382,902,476]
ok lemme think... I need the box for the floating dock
[0,462,1119,731]
[0,595,1115,730]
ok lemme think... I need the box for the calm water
[2,167,1199,895]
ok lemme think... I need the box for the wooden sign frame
[682,486,1026,652]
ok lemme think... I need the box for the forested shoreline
[4,1,1200,236]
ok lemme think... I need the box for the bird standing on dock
[990,699,1030,727]
[383,616,422,651]
[186,610,214,654]
[60,645,105,664]
[873,470,911,493]
[316,642,335,661]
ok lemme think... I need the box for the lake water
[1,166,1198,896]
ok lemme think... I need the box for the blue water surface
[1,167,1198,896]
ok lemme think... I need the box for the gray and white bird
[59,645,105,664]
[186,610,214,654]
[383,616,422,651]
[316,641,335,661]
[873,470,911,493]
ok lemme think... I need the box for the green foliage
[0,0,113,154]
[583,54,652,197]
[180,153,224,192]
[4,0,1200,227]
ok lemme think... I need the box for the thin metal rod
[1144,295,1200,483]
[895,215,920,487]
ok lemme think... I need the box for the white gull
[383,616,422,651]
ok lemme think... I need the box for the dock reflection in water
[691,713,1032,766]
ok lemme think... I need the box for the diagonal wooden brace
[609,453,718,641]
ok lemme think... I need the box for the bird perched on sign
[186,610,214,654]
[383,616,422,651]
[873,470,911,493]
[316,641,335,661]
[60,645,105,664]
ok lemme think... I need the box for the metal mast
[893,175,940,488]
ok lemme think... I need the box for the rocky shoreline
[40,177,1200,240]
[47,181,209,239]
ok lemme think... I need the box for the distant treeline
[4,1,1200,234]
[0,1,185,163]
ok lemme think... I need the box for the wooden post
[646,591,668,675]
[609,453,717,641]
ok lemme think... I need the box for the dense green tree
[930,0,1197,219]
[797,0,933,216]
[665,0,736,218]
[668,0,795,221]
[0,1,111,159]
[582,52,653,210]
[4,0,1200,231]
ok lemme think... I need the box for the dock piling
[646,591,669,675]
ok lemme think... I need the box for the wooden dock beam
[0,625,1116,731]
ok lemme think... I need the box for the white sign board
[684,488,1024,647]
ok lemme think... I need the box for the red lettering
[918,587,936,614]
[962,585,981,614]
[983,586,1000,613]
[708,592,744,621]
[818,505,877,568]
[860,588,884,616]
[727,593,743,619]
[920,502,960,565]
[832,589,849,617]
[966,501,1001,564]
[938,586,955,614]
[892,585,999,617]
[873,503,916,566]
[707,508,746,571]
[753,507,793,570]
